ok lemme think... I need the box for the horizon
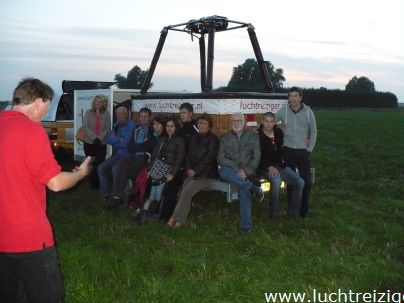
[1,0,403,102]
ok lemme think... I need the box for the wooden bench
[205,167,315,203]
[204,179,283,203]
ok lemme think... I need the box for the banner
[132,98,288,114]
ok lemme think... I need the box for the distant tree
[345,76,375,93]
[226,58,285,92]
[114,65,152,89]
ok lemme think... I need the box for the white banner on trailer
[131,98,287,114]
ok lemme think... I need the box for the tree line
[115,60,398,108]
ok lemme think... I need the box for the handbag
[149,158,172,182]
[75,127,85,144]
[149,140,172,182]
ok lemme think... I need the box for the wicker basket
[131,112,263,136]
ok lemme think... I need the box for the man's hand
[237,170,247,179]
[48,156,92,192]
[165,174,174,182]
[267,166,280,177]
[305,139,311,147]
[187,169,196,177]
[73,156,92,178]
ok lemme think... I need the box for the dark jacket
[127,124,156,156]
[258,125,284,170]
[217,129,261,176]
[148,134,185,176]
[186,131,218,179]
[177,120,198,153]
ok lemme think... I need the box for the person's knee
[219,166,233,177]
[218,167,227,179]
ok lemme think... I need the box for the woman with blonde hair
[82,95,111,188]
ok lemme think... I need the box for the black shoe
[269,213,279,220]
[241,227,252,233]
[134,208,144,225]
[250,185,264,203]
[105,197,122,209]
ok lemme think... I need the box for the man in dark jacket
[167,114,218,228]
[258,112,304,218]
[178,102,198,152]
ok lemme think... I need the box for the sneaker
[250,185,264,203]
[105,197,122,209]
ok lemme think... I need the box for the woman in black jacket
[147,118,185,222]
[167,113,218,229]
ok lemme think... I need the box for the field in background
[47,109,404,303]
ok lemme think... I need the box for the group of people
[80,86,317,233]
[0,78,317,302]
[91,102,208,230]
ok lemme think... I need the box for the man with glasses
[217,113,263,232]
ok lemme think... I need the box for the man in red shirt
[0,78,91,303]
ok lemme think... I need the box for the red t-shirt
[0,111,61,252]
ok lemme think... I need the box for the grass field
[48,109,404,303]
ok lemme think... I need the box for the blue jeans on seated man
[219,165,257,230]
[265,166,304,218]
[97,154,130,199]
[98,154,147,200]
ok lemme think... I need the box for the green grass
[48,109,404,302]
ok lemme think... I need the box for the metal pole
[206,26,215,92]
[199,34,206,92]
[141,28,168,94]
[247,26,273,92]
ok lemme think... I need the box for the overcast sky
[1,0,403,102]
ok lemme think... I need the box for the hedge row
[300,89,398,108]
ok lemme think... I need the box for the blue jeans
[97,154,128,198]
[143,182,165,210]
[265,166,304,217]
[219,166,254,230]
